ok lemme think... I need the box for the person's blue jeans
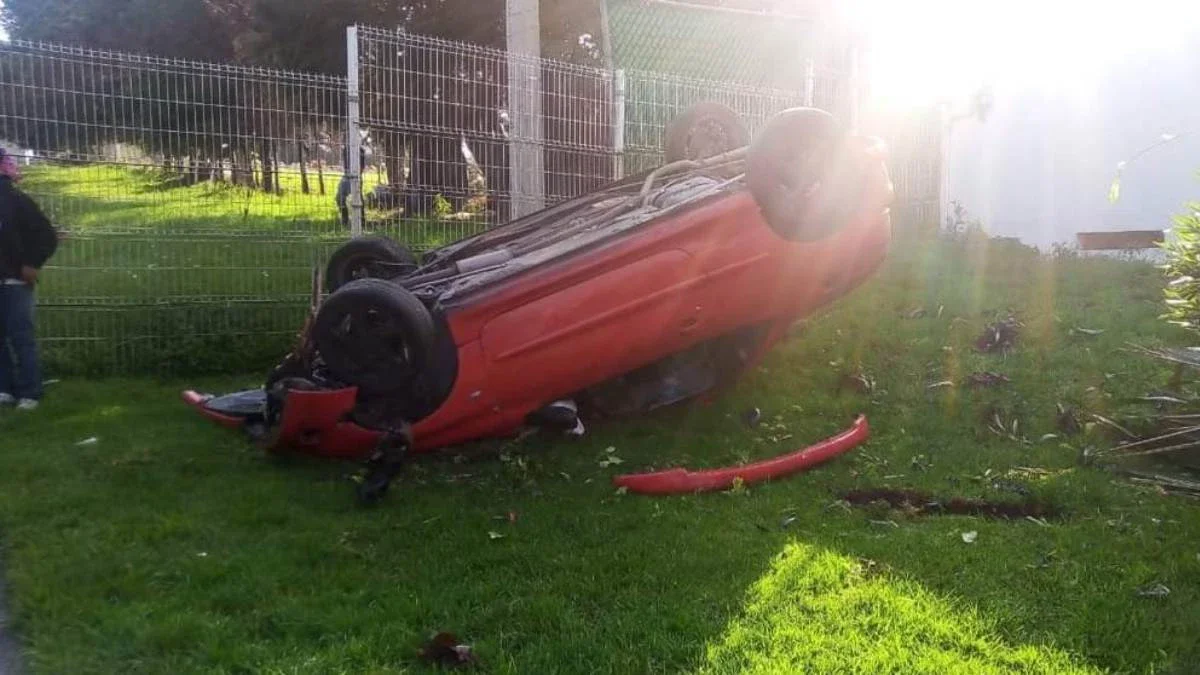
[0,283,43,401]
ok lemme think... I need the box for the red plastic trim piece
[181,390,245,429]
[613,415,869,495]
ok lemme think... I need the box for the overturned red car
[185,105,894,501]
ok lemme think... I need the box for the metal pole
[847,46,860,133]
[506,0,545,219]
[612,69,626,181]
[938,102,951,231]
[346,25,364,237]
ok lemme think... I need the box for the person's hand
[20,266,38,285]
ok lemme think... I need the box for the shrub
[1162,201,1200,331]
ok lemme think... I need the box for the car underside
[185,103,895,503]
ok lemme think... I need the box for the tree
[2,0,610,204]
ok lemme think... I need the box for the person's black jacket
[0,177,57,281]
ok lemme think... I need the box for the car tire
[747,107,860,241]
[326,236,418,292]
[664,101,750,163]
[312,278,437,395]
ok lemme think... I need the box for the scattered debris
[840,488,1060,519]
[598,447,624,468]
[742,407,763,428]
[75,437,99,447]
[487,531,505,540]
[904,307,927,319]
[1102,425,1200,458]
[1056,404,1082,435]
[780,515,798,529]
[1139,393,1188,406]
[1127,343,1200,370]
[976,317,1021,354]
[1117,469,1200,498]
[927,379,955,390]
[989,478,1032,496]
[961,531,978,544]
[839,372,876,395]
[615,415,869,495]
[418,632,479,668]
[967,372,1011,388]
[1091,413,1136,440]
[1071,327,1106,337]
[984,406,1026,443]
[1136,583,1171,599]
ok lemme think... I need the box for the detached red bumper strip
[181,390,245,429]
[614,415,868,495]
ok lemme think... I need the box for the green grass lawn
[16,163,490,376]
[1,233,1198,673]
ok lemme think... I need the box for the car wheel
[664,101,750,163]
[326,236,418,292]
[312,278,437,395]
[747,107,860,241]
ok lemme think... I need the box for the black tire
[664,101,750,163]
[312,278,437,395]
[747,107,862,241]
[326,236,418,293]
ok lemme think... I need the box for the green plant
[433,192,454,217]
[1162,200,1200,330]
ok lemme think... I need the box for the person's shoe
[16,399,39,411]
[0,393,15,406]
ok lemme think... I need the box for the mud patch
[841,488,1061,520]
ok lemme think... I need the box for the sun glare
[843,0,1200,108]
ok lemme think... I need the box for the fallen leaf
[967,372,1010,388]
[1136,583,1170,598]
[418,632,479,668]
[962,531,978,544]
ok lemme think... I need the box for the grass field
[17,163,488,376]
[1,232,1198,673]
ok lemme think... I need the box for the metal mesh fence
[354,27,618,236]
[0,31,935,377]
[0,40,351,375]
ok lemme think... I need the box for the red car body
[187,112,894,466]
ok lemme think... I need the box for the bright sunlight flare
[843,0,1200,108]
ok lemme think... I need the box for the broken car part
[613,415,869,495]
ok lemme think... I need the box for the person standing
[0,148,58,410]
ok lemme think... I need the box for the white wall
[947,46,1200,250]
